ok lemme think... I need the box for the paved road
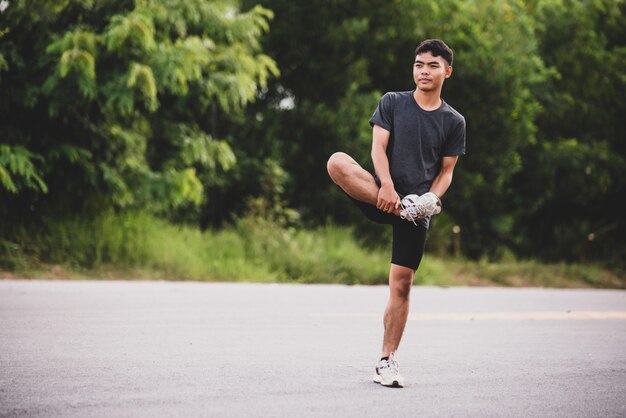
[1,280,625,417]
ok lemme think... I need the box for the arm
[405,156,458,219]
[429,156,459,198]
[371,124,401,213]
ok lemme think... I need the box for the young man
[326,39,466,388]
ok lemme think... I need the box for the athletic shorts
[347,174,428,271]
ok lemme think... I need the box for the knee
[390,272,414,300]
[326,152,350,179]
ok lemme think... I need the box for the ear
[445,65,453,78]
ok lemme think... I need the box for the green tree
[513,0,626,263]
[240,0,547,257]
[404,0,547,260]
[0,0,277,223]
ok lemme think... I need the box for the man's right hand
[376,184,401,214]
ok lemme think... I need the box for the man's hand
[377,184,401,213]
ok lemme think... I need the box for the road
[1,280,625,417]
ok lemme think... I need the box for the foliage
[237,0,625,265]
[0,0,277,219]
[2,212,623,288]
[0,145,48,193]
[239,0,542,251]
[0,212,391,284]
[0,211,276,280]
[1,0,625,271]
[512,0,626,264]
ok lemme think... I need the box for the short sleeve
[369,93,394,132]
[443,117,466,156]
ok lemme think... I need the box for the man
[326,39,466,388]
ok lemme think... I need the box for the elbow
[439,165,456,178]
[371,143,384,159]
[436,168,454,185]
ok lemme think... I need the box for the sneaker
[399,194,421,225]
[373,352,404,388]
[400,193,441,224]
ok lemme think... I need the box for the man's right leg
[327,152,380,205]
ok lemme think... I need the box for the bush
[1,212,392,283]
[2,212,623,289]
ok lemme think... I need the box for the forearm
[429,169,454,198]
[429,156,459,198]
[371,125,400,213]
[371,144,393,187]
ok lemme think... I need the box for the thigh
[346,173,396,225]
[391,220,428,270]
[329,153,380,204]
[349,194,396,224]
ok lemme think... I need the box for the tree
[239,0,547,258]
[512,0,626,263]
[0,0,278,224]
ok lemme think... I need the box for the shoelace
[399,201,419,226]
[380,356,400,374]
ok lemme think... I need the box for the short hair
[415,39,453,66]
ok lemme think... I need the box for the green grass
[1,213,274,281]
[1,212,624,288]
[443,259,626,289]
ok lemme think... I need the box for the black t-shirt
[369,91,466,196]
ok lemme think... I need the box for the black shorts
[347,174,428,271]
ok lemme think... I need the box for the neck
[413,89,442,111]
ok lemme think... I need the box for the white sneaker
[399,194,421,225]
[373,352,404,388]
[400,193,441,224]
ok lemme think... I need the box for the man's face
[413,51,452,92]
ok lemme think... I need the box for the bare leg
[327,152,379,204]
[381,264,415,356]
[327,152,401,215]
[328,152,413,355]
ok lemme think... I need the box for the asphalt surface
[1,280,625,418]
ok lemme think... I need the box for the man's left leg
[382,264,415,357]
[373,220,427,388]
[373,264,414,388]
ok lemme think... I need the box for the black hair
[414,39,453,66]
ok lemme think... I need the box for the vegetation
[237,0,625,265]
[0,0,277,218]
[2,213,623,289]
[1,0,625,284]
